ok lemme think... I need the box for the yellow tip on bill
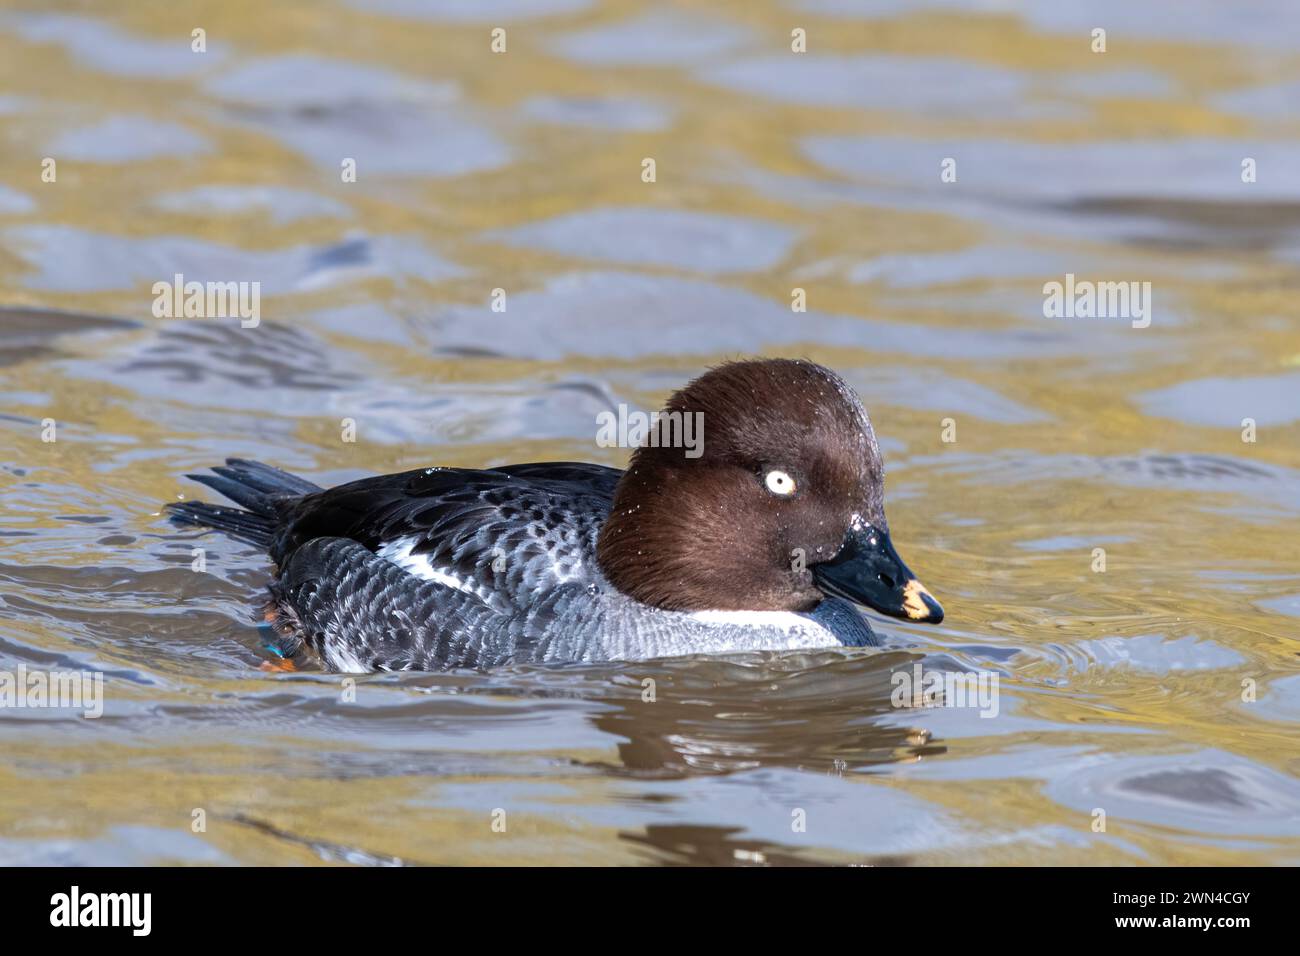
[902,579,936,620]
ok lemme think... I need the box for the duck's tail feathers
[166,459,321,548]
[167,501,276,548]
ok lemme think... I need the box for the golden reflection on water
[0,0,1298,865]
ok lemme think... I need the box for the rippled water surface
[1,0,1299,865]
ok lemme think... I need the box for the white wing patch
[378,538,485,599]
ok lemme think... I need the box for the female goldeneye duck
[166,358,943,673]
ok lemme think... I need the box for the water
[1,0,1298,866]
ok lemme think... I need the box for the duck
[166,358,943,672]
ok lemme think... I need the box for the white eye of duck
[764,469,796,496]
